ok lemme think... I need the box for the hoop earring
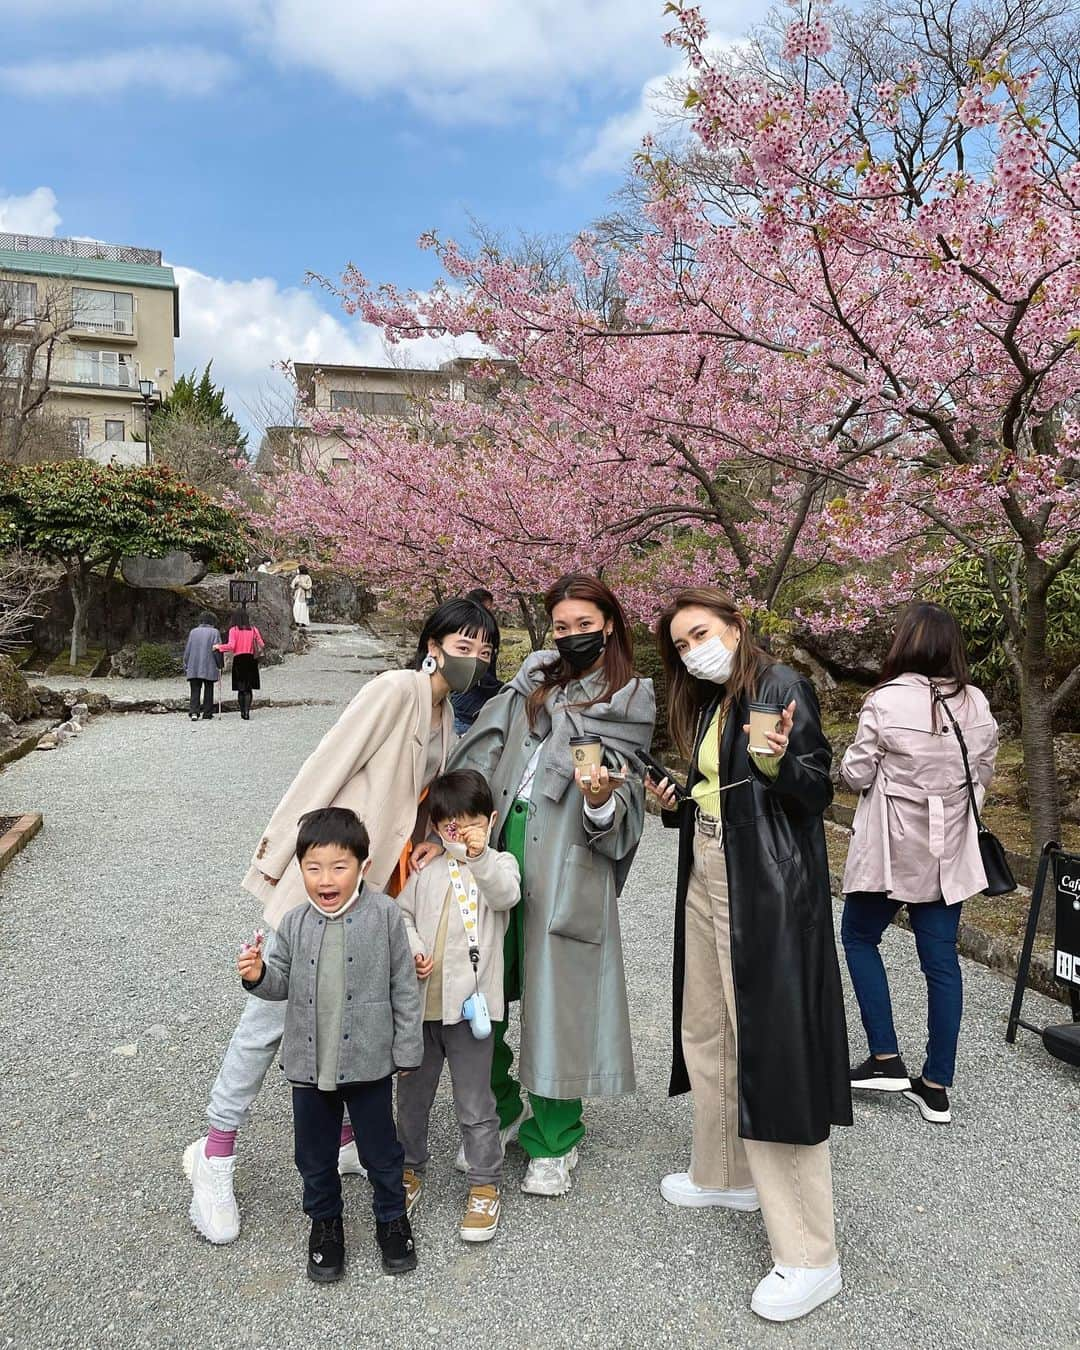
[421,654,438,675]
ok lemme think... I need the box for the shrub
[133,642,181,679]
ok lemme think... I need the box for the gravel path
[1,627,1077,1350]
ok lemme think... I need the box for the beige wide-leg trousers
[682,829,837,1269]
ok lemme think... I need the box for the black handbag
[212,648,225,671]
[930,682,1017,896]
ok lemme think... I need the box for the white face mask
[682,634,736,685]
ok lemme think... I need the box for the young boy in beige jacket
[395,769,521,1242]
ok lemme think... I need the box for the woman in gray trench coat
[431,574,655,1198]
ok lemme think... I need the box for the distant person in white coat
[291,565,312,627]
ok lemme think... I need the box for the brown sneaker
[403,1168,423,1218]
[460,1185,500,1243]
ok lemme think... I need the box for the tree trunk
[516,594,548,651]
[1019,578,1061,932]
[68,564,90,668]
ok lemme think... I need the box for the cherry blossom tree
[271,0,1078,855]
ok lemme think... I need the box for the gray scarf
[509,651,656,803]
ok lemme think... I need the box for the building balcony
[68,315,137,343]
[51,353,139,391]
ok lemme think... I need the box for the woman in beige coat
[840,603,999,1126]
[184,597,498,1246]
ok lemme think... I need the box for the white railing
[71,315,135,336]
[0,233,162,266]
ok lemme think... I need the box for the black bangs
[427,770,495,825]
[410,598,499,669]
[295,807,370,863]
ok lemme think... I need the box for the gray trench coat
[448,658,655,1100]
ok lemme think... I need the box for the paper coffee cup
[569,734,603,774]
[748,702,783,755]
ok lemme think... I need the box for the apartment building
[0,232,179,464]
[256,357,518,474]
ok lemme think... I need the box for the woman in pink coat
[840,603,999,1125]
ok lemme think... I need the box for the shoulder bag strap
[929,681,984,829]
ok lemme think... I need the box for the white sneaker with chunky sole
[750,1261,842,1322]
[520,1147,578,1197]
[455,1099,534,1173]
[338,1140,368,1177]
[183,1138,240,1245]
[660,1172,761,1210]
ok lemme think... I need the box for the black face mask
[555,630,607,673]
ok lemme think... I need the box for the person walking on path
[237,807,423,1282]
[431,574,656,1199]
[214,605,265,720]
[451,588,504,735]
[183,611,223,722]
[291,565,313,628]
[648,587,850,1324]
[840,602,1000,1125]
[184,596,497,1245]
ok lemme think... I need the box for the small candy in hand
[443,820,460,840]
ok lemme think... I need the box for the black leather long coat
[666,662,852,1145]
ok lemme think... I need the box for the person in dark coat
[647,587,851,1325]
[183,611,223,721]
[450,589,503,734]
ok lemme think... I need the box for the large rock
[30,570,296,669]
[309,568,376,624]
[0,655,40,722]
[121,552,208,588]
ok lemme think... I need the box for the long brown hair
[878,602,969,688]
[655,588,776,757]
[525,574,637,728]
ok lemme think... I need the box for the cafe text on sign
[1051,853,1080,989]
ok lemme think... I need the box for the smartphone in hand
[633,750,688,802]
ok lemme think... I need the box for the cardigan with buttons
[243,884,423,1084]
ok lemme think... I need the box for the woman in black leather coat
[648,587,851,1325]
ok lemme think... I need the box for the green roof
[0,250,180,334]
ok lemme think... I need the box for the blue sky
[0,0,767,435]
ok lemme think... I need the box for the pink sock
[340,1122,354,1148]
[205,1126,237,1159]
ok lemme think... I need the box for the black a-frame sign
[1006,842,1080,1066]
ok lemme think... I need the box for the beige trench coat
[242,669,453,929]
[840,673,999,905]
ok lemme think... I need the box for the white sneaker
[750,1261,843,1322]
[520,1147,578,1197]
[338,1140,368,1177]
[660,1172,761,1210]
[455,1098,533,1173]
[183,1138,240,1245]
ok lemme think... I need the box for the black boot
[376,1214,417,1275]
[240,692,251,720]
[307,1215,345,1283]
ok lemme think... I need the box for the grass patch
[43,647,107,678]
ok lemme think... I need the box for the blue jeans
[841,894,963,1088]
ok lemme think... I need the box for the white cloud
[254,0,678,123]
[571,66,688,181]
[0,45,234,98]
[0,186,61,235]
[172,265,481,440]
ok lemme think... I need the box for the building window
[72,287,134,335]
[70,417,90,453]
[329,389,412,417]
[0,280,37,322]
[71,350,136,388]
[105,419,125,442]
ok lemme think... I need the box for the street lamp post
[138,378,161,466]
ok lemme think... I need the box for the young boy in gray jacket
[395,770,521,1243]
[237,806,423,1282]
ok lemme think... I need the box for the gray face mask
[439,650,486,693]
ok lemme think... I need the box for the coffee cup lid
[569,734,602,745]
[748,701,782,713]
